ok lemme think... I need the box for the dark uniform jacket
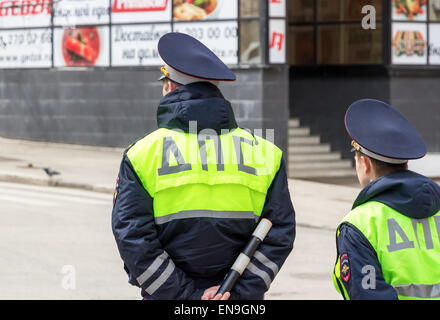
[336,170,440,299]
[112,82,296,300]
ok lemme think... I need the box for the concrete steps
[288,118,356,179]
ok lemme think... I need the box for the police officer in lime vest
[112,33,296,300]
[333,99,440,300]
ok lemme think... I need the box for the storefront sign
[111,23,171,66]
[391,22,427,65]
[1,0,249,68]
[173,0,237,21]
[174,21,238,64]
[111,0,171,23]
[268,0,285,17]
[0,0,52,28]
[0,28,52,68]
[392,0,427,21]
[429,23,440,64]
[53,0,110,26]
[268,19,286,64]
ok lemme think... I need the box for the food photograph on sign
[54,27,110,67]
[392,22,427,64]
[173,0,237,21]
[392,0,427,21]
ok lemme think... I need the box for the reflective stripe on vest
[393,283,440,299]
[336,201,440,300]
[126,128,282,222]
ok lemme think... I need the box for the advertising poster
[429,23,440,64]
[268,19,286,64]
[111,0,171,23]
[173,0,237,21]
[111,23,171,66]
[0,0,52,28]
[392,0,427,21]
[173,21,238,64]
[53,0,110,26]
[391,22,427,64]
[268,0,286,18]
[0,28,52,68]
[53,26,110,67]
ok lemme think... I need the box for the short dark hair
[165,78,182,87]
[355,151,407,175]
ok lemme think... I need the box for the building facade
[0,0,438,177]
[288,0,440,177]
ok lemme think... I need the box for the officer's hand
[201,286,230,300]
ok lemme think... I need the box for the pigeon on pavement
[43,167,61,177]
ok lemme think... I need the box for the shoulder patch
[340,253,350,282]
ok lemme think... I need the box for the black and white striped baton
[216,218,272,295]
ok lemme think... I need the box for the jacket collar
[352,170,440,219]
[157,82,238,134]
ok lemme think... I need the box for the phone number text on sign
[0,28,52,68]
[174,21,238,65]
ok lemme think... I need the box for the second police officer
[333,99,440,300]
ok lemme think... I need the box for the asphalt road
[0,181,139,300]
[0,181,340,300]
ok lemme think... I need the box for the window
[288,0,315,23]
[317,23,383,64]
[288,25,314,65]
[239,0,261,64]
[240,20,261,64]
[240,0,259,18]
[288,0,384,65]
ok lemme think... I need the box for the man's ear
[361,155,372,175]
[169,80,180,91]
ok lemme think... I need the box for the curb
[0,173,114,194]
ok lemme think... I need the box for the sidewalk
[0,136,361,230]
[0,137,123,194]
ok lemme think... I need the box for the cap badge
[160,66,170,78]
[351,140,361,152]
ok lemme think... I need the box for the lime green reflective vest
[126,127,283,224]
[333,201,440,300]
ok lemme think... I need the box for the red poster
[62,28,100,66]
